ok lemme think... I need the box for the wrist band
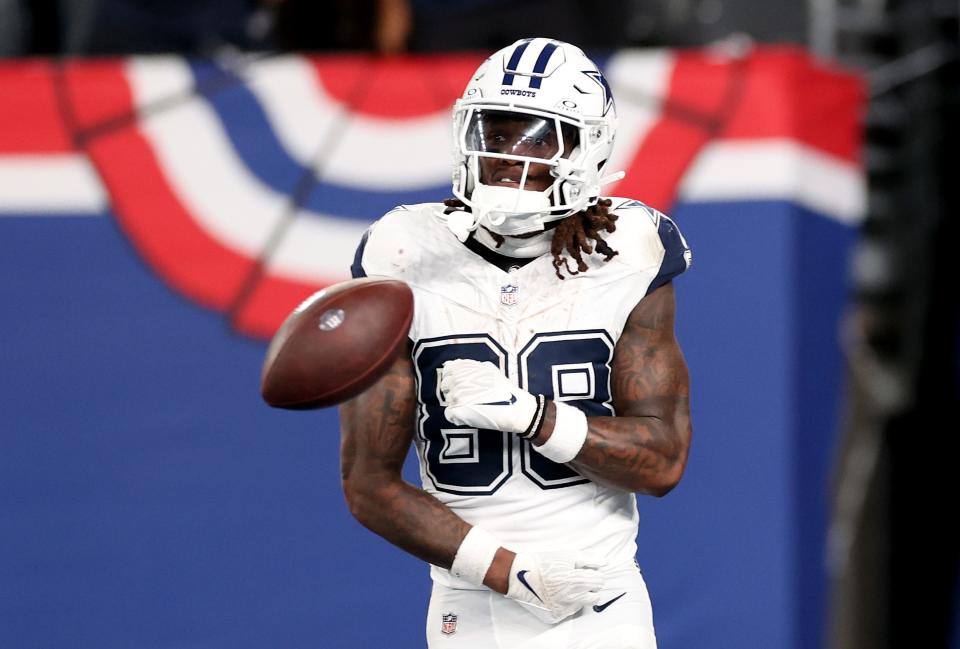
[450,526,501,586]
[534,401,588,463]
[520,394,547,440]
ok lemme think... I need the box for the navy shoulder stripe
[350,227,371,279]
[647,214,692,295]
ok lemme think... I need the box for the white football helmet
[451,38,623,237]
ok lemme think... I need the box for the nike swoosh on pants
[592,592,627,613]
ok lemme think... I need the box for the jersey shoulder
[604,197,692,292]
[350,203,453,280]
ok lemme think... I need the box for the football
[260,278,414,409]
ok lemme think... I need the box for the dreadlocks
[443,198,619,280]
[549,198,619,279]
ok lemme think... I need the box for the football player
[340,37,692,648]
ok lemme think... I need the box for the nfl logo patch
[441,612,458,635]
[500,283,519,307]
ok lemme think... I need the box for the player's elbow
[644,463,685,497]
[342,476,384,528]
[342,473,400,530]
[640,430,690,496]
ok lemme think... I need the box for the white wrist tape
[450,526,501,587]
[535,401,588,464]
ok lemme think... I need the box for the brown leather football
[260,278,413,409]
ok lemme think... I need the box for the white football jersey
[352,198,691,589]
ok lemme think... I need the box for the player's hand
[439,359,543,436]
[506,551,606,623]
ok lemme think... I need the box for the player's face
[467,111,578,192]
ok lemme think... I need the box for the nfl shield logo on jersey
[500,283,520,307]
[441,612,458,635]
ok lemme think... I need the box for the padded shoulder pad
[350,203,454,284]
[350,205,416,278]
[648,209,692,294]
[610,198,692,295]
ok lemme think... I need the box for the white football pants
[426,563,658,649]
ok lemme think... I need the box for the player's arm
[339,345,475,572]
[539,281,691,495]
[340,345,605,616]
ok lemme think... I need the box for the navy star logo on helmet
[582,70,615,116]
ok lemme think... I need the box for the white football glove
[439,359,545,438]
[506,551,606,623]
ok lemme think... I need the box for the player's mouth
[493,173,550,190]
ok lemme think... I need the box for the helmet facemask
[453,105,607,236]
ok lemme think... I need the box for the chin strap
[445,168,626,243]
[471,184,553,235]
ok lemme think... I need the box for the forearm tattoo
[340,350,471,569]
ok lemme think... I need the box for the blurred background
[1,1,957,648]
